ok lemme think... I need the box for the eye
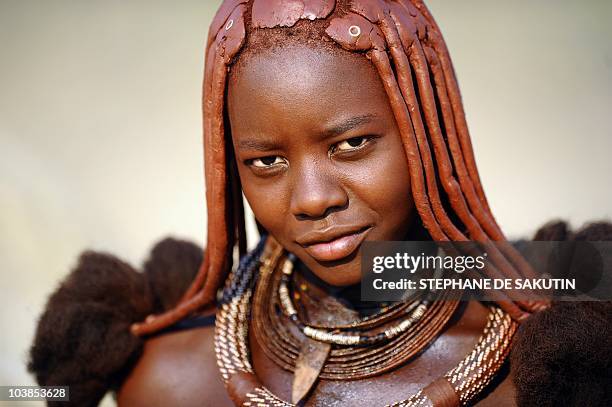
[333,136,370,153]
[249,155,286,168]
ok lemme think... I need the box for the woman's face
[227,43,414,286]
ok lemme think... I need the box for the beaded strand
[278,253,431,346]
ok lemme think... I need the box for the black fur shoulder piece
[511,221,612,407]
[28,238,202,406]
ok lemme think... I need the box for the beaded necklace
[253,250,459,381]
[278,253,434,346]
[215,236,517,406]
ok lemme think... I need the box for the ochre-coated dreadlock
[131,0,546,337]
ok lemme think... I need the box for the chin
[311,264,362,287]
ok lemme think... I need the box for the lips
[297,225,372,262]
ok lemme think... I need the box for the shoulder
[117,310,233,407]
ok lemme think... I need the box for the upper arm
[117,326,233,407]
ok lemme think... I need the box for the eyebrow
[323,114,377,137]
[236,114,377,152]
[237,138,280,152]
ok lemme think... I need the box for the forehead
[226,44,391,137]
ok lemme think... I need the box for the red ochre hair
[131,0,546,336]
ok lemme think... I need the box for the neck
[294,260,384,315]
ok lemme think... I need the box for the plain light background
[1,1,610,405]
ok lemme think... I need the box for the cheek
[349,139,413,235]
[237,167,289,234]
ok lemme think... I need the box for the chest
[248,301,516,406]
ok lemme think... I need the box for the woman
[29,1,611,406]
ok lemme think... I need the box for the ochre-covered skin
[119,302,517,406]
[131,0,546,338]
[228,44,415,287]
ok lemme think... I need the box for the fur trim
[533,220,569,241]
[144,237,202,313]
[28,238,203,406]
[511,302,612,406]
[511,221,612,406]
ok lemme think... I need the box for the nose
[290,161,348,220]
